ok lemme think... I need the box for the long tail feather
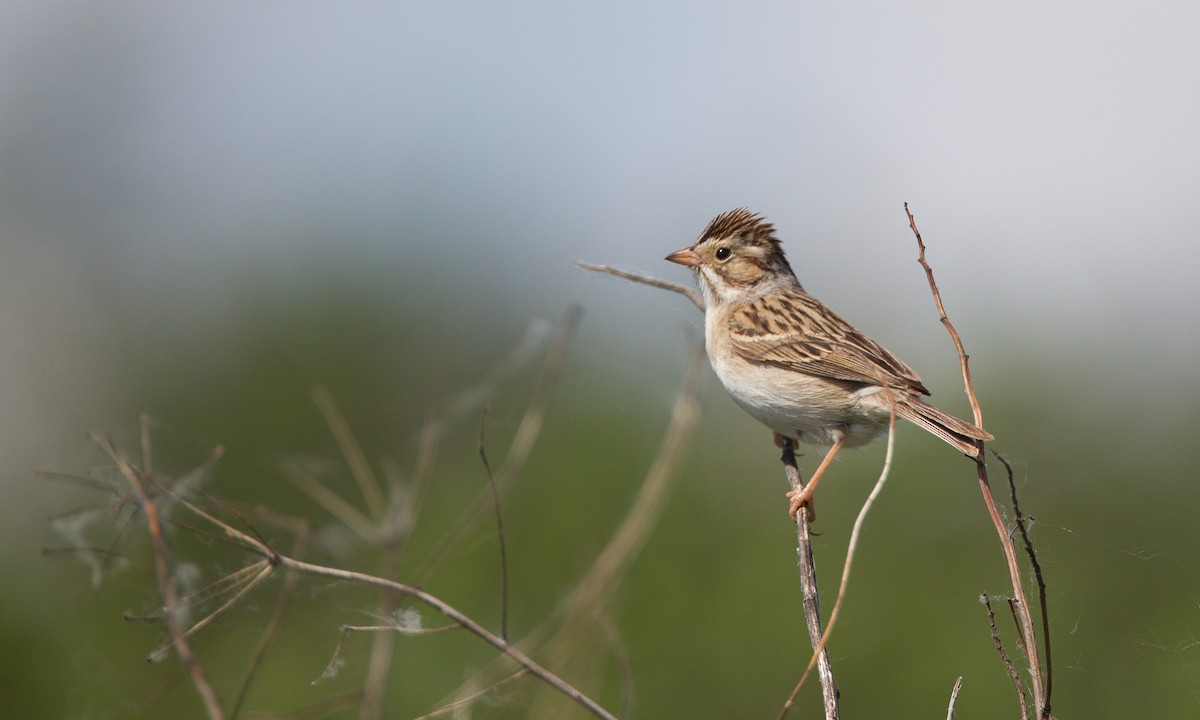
[894,396,992,458]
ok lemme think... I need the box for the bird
[666,208,992,518]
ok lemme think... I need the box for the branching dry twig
[91,439,619,720]
[995,451,1053,705]
[94,417,226,720]
[983,594,1029,719]
[905,203,1051,719]
[56,310,623,720]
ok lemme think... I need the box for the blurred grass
[15,263,1200,719]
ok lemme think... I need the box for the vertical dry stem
[779,439,839,720]
[97,424,226,720]
[904,204,1050,719]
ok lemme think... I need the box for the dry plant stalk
[782,393,897,720]
[94,417,226,720]
[777,438,840,719]
[904,203,1051,719]
[47,307,623,720]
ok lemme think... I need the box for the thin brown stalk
[360,549,400,720]
[280,556,618,720]
[779,394,897,720]
[176,561,273,643]
[340,622,458,636]
[995,451,1053,705]
[166,488,617,720]
[230,531,311,720]
[601,615,636,720]
[478,408,510,641]
[281,461,376,541]
[903,206,985,429]
[312,385,386,520]
[983,594,1029,720]
[556,343,704,634]
[575,261,705,311]
[310,390,406,720]
[777,437,839,720]
[905,204,1048,718]
[95,431,226,720]
[410,671,529,720]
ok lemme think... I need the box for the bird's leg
[786,438,845,520]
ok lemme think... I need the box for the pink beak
[665,247,702,267]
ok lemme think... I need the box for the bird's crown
[697,208,794,277]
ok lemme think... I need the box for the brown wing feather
[729,290,931,396]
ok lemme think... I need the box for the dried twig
[983,594,1029,720]
[230,529,310,720]
[478,407,510,641]
[779,393,898,720]
[94,420,226,720]
[996,451,1053,705]
[313,385,386,520]
[777,438,839,720]
[575,261,705,311]
[134,474,619,720]
[946,676,964,720]
[282,556,618,719]
[905,204,1049,719]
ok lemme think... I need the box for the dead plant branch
[779,392,898,719]
[776,437,839,720]
[575,261,705,311]
[904,204,1049,719]
[983,594,1029,720]
[94,422,226,720]
[946,676,964,720]
[996,451,1053,704]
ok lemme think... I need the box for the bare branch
[995,451,1053,706]
[946,676,964,720]
[478,407,510,641]
[277,555,618,720]
[94,432,226,720]
[905,204,1049,718]
[777,438,839,720]
[230,531,311,720]
[983,594,1029,720]
[312,386,386,520]
[779,391,897,720]
[576,261,704,311]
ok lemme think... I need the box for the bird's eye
[715,247,732,261]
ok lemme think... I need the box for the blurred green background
[5,2,1200,718]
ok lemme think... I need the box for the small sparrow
[666,209,992,518]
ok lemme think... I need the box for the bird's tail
[894,396,993,458]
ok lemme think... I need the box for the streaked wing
[728,290,930,396]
